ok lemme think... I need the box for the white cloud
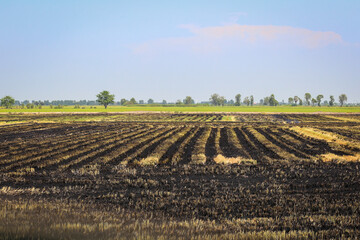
[133,24,344,54]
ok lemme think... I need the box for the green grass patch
[1,105,360,113]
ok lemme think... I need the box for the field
[1,105,360,113]
[1,112,360,239]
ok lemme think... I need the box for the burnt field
[0,113,360,239]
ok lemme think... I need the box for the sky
[1,0,359,103]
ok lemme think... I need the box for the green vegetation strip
[1,105,360,113]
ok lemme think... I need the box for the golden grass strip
[134,127,191,166]
[190,127,212,164]
[213,154,256,165]
[249,128,297,160]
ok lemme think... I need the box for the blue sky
[1,0,359,103]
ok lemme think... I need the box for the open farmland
[1,113,360,239]
[2,105,360,113]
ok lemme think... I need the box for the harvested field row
[1,122,359,175]
[3,126,156,173]
[317,126,360,141]
[3,113,359,124]
[0,124,147,164]
[0,113,225,123]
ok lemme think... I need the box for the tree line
[0,91,351,109]
[287,93,348,107]
[205,93,348,107]
[94,91,350,109]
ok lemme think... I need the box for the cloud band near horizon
[133,24,344,54]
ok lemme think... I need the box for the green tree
[162,100,167,105]
[269,94,278,106]
[183,96,194,105]
[235,94,241,106]
[294,96,299,105]
[210,93,225,106]
[210,93,220,106]
[129,98,137,105]
[120,98,127,105]
[288,97,294,105]
[316,94,324,107]
[339,94,347,107]
[263,97,270,105]
[329,95,335,106]
[250,95,254,106]
[305,93,311,106]
[218,96,226,106]
[243,97,250,106]
[0,96,15,109]
[147,98,154,104]
[96,91,115,109]
[311,98,317,106]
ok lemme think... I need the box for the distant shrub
[26,103,35,109]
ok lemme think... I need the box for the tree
[183,96,194,105]
[263,97,270,105]
[0,96,15,109]
[162,100,167,105]
[96,91,115,109]
[269,94,278,106]
[210,93,220,106]
[235,94,241,106]
[299,99,303,106]
[329,95,335,106]
[120,98,127,105]
[250,95,254,106]
[243,97,250,106]
[218,96,226,106]
[210,93,225,106]
[147,98,154,104]
[316,94,324,107]
[311,98,317,106]
[129,98,137,104]
[294,96,299,105]
[288,97,294,105]
[339,94,347,107]
[305,93,311,106]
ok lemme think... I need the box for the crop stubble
[0,113,359,239]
